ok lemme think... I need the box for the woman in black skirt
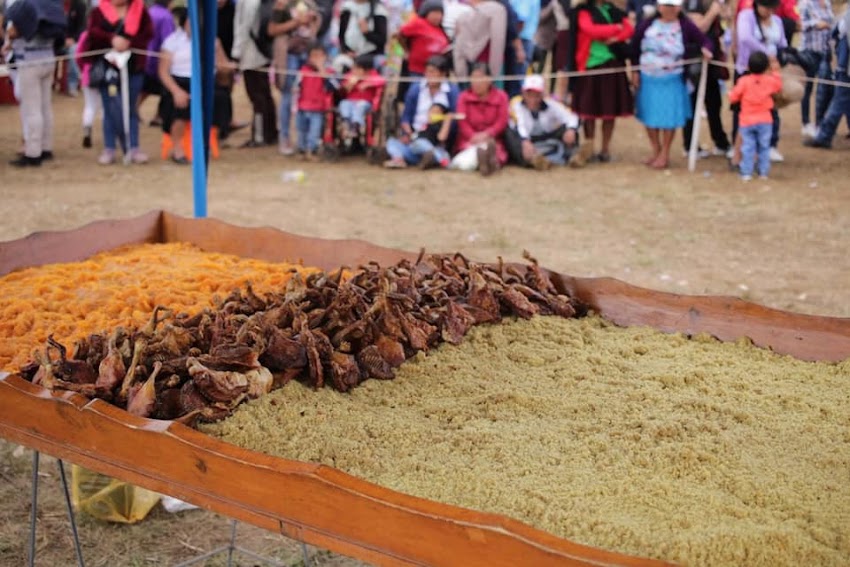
[571,0,635,162]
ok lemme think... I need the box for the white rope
[3,46,849,89]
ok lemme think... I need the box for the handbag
[87,57,109,89]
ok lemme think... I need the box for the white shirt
[162,28,192,78]
[511,97,579,139]
[413,80,451,131]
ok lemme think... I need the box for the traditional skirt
[572,59,634,119]
[636,71,692,129]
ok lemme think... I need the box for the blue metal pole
[189,0,208,218]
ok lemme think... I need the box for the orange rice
[0,242,321,370]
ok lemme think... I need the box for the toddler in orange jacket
[728,51,783,181]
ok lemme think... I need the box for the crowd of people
[1,0,848,179]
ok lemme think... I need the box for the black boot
[9,155,42,167]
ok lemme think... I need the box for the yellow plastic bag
[70,465,161,524]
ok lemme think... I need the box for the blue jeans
[386,136,449,166]
[800,50,832,126]
[65,43,80,92]
[279,52,308,143]
[296,110,323,152]
[739,122,772,177]
[100,72,144,152]
[339,99,372,128]
[813,71,850,146]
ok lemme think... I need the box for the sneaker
[419,150,437,170]
[278,141,295,156]
[98,149,116,165]
[682,147,711,159]
[803,138,831,149]
[741,175,752,182]
[40,151,54,161]
[82,129,92,148]
[9,155,42,167]
[129,149,149,164]
[801,123,818,138]
[725,148,734,159]
[769,148,784,162]
[711,146,730,157]
[383,158,406,169]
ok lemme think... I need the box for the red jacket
[85,3,154,75]
[399,16,450,74]
[575,8,633,71]
[342,69,386,104]
[298,64,336,112]
[456,86,509,164]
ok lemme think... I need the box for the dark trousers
[800,50,833,126]
[243,68,278,144]
[683,74,730,152]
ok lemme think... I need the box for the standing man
[232,0,278,146]
[138,0,175,127]
[683,0,732,157]
[804,7,850,149]
[3,0,66,167]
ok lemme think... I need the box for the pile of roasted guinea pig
[19,252,584,425]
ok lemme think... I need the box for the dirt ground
[0,83,848,566]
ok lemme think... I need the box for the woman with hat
[630,0,712,169]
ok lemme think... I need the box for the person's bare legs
[170,120,187,160]
[582,119,596,160]
[643,127,661,165]
[651,128,675,169]
[599,119,615,159]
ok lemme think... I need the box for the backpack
[250,0,277,60]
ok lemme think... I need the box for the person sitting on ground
[384,55,459,168]
[295,42,339,161]
[505,74,581,170]
[450,63,509,176]
[386,102,457,169]
[728,51,782,180]
[804,6,850,150]
[158,6,193,164]
[338,54,386,144]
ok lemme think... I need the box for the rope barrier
[2,46,849,89]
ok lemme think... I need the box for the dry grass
[1,83,849,566]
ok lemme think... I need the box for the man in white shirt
[507,74,581,169]
[232,0,277,145]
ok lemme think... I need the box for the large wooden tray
[1,211,848,567]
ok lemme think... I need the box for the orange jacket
[728,72,782,127]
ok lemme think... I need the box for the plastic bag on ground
[70,465,161,524]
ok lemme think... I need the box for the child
[338,55,386,143]
[385,102,457,169]
[295,43,339,160]
[728,51,783,181]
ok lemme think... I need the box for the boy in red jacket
[728,51,782,181]
[338,55,386,143]
[296,43,340,160]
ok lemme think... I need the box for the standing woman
[572,0,634,163]
[631,0,711,168]
[85,0,154,165]
[338,0,388,60]
[732,0,786,163]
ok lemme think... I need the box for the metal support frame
[173,519,311,567]
[28,451,86,567]
[26,449,311,567]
